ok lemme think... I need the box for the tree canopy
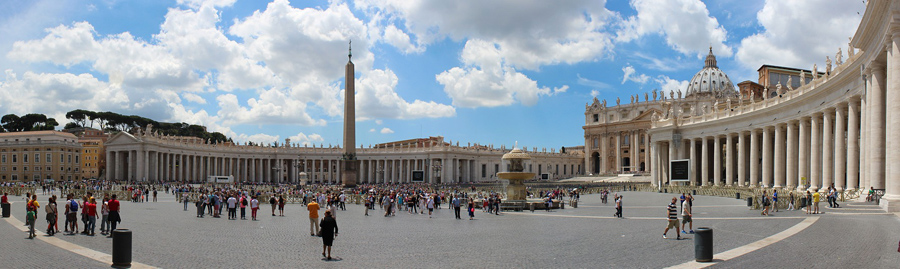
[0,113,59,132]
[62,109,232,144]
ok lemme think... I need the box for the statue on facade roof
[653,89,658,101]
[812,64,818,79]
[836,48,843,65]
[776,81,783,95]
[601,99,606,108]
[800,71,806,86]
[616,97,620,106]
[651,111,660,122]
[786,76,793,91]
[726,98,732,109]
[630,95,634,104]
[676,90,682,99]
[644,92,649,102]
[592,96,599,105]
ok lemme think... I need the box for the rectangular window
[494,164,499,176]
[47,154,51,163]
[68,154,72,163]
[23,154,28,163]
[592,114,599,122]
[564,165,567,174]
[555,164,559,174]
[481,164,486,177]
[46,167,51,171]
[60,154,64,163]
[12,154,17,163]
[23,166,28,171]
[35,153,39,163]
[538,165,542,174]
[75,156,79,164]
[1,155,5,163]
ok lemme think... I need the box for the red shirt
[108,199,120,211]
[85,202,97,217]
[1,195,7,204]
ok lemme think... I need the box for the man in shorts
[65,194,78,235]
[681,194,693,234]
[663,197,681,240]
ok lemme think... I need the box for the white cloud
[617,0,732,58]
[375,119,383,125]
[0,70,128,116]
[655,75,690,95]
[288,132,325,146]
[436,39,568,108]
[590,90,599,97]
[176,0,236,9]
[182,92,207,104]
[382,24,423,54]
[356,68,455,120]
[369,128,376,132]
[622,65,650,84]
[735,0,864,70]
[380,127,394,134]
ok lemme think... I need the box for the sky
[0,0,867,150]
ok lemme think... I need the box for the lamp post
[432,162,442,185]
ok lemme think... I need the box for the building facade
[104,132,583,184]
[584,48,737,176]
[0,131,83,182]
[648,0,900,211]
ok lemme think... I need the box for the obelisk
[341,41,359,187]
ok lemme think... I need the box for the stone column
[861,81,869,189]
[848,100,860,190]
[106,151,114,181]
[644,132,651,173]
[615,133,622,173]
[690,139,698,186]
[651,141,658,186]
[701,137,709,186]
[750,129,759,187]
[762,127,773,188]
[600,133,608,174]
[823,109,834,191]
[714,136,722,186]
[870,62,887,190]
[667,141,674,185]
[787,121,798,188]
[883,32,900,210]
[835,105,847,190]
[774,124,785,188]
[726,134,734,186]
[632,131,639,172]
[810,113,821,192]
[738,132,747,186]
[799,118,810,190]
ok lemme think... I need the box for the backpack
[70,200,79,211]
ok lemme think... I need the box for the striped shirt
[667,203,678,220]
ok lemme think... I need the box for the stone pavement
[1,190,898,268]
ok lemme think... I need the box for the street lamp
[432,162,442,184]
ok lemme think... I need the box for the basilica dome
[685,48,738,99]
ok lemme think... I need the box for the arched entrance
[591,152,600,174]
[640,162,645,172]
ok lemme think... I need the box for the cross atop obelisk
[341,40,359,187]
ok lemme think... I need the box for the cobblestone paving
[0,202,108,268]
[2,190,898,268]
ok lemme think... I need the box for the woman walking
[467,200,475,220]
[250,196,260,221]
[45,197,57,236]
[319,211,338,260]
[278,195,286,216]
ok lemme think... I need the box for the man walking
[308,199,320,236]
[452,195,461,219]
[663,197,681,240]
[107,195,121,237]
[614,194,623,218]
[681,195,693,234]
[227,195,237,220]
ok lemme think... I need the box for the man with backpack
[65,194,78,235]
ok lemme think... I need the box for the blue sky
[0,0,865,149]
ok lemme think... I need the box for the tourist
[250,196,259,221]
[81,196,90,234]
[65,194,78,234]
[426,195,435,218]
[805,191,813,214]
[45,196,57,236]
[308,198,320,236]
[812,191,821,214]
[26,195,39,239]
[227,195,237,220]
[382,194,392,217]
[681,195,693,234]
[196,194,206,218]
[615,194,622,218]
[663,197,680,240]
[830,186,840,208]
[278,195,286,216]
[107,194,121,237]
[772,190,779,212]
[100,197,110,235]
[269,196,277,216]
[239,194,247,220]
[364,194,370,216]
[760,190,770,216]
[85,197,97,236]
[467,199,475,220]
[153,189,158,202]
[212,193,221,218]
[182,192,189,211]
[319,210,338,260]
[867,186,875,202]
[452,195,461,219]
[1,192,8,207]
[787,192,795,211]
[339,192,346,211]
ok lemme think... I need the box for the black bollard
[747,197,753,207]
[736,192,741,200]
[112,229,132,268]
[1,203,9,218]
[694,227,713,262]
[664,189,668,193]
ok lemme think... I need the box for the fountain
[498,143,533,204]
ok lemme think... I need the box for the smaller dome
[502,147,531,160]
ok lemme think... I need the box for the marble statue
[651,111,660,122]
[776,81,783,95]
[726,98,732,109]
[630,95,634,104]
[677,90,682,99]
[750,90,755,101]
[786,76,793,91]
[602,99,607,108]
[848,37,855,57]
[616,97,620,106]
[645,92,649,102]
[836,48,843,65]
[670,90,675,100]
[825,56,832,76]
[593,96,599,104]
[653,90,658,101]
[813,64,818,78]
[800,71,806,86]
[714,100,719,111]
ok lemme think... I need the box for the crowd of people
[20,191,121,239]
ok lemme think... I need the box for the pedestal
[340,159,358,188]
